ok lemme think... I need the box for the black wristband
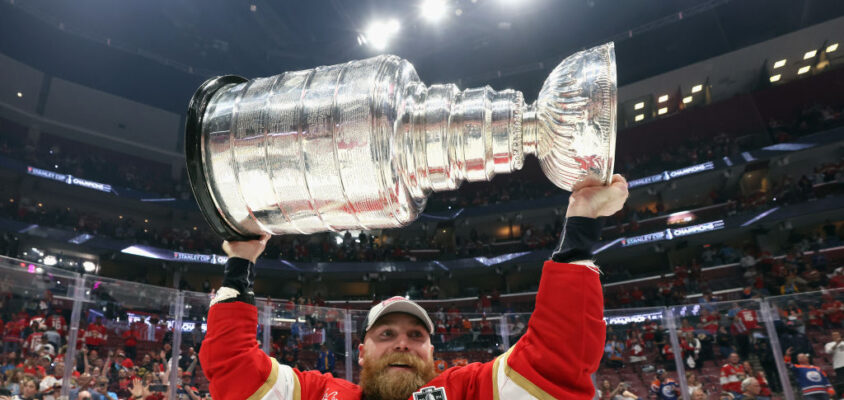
[219,257,255,305]
[551,217,603,263]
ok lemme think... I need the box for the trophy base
[185,75,260,242]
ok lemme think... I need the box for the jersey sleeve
[199,302,301,400]
[494,260,605,399]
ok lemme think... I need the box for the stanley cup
[186,43,617,240]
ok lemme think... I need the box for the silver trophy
[186,43,617,239]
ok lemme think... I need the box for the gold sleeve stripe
[498,347,557,400]
[492,351,503,400]
[293,364,301,400]
[247,358,280,400]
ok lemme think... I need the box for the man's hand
[222,234,271,263]
[566,174,628,219]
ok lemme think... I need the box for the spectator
[784,348,835,400]
[720,353,745,395]
[739,377,761,400]
[316,344,335,375]
[824,331,844,395]
[18,377,39,400]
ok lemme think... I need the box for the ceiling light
[364,19,401,51]
[773,59,786,69]
[420,0,448,23]
[683,96,693,104]
[658,107,668,115]
[691,84,702,93]
[658,94,668,103]
[827,43,839,53]
[17,92,23,98]
[797,66,811,75]
[634,114,644,122]
[804,50,817,60]
[43,255,57,266]
[634,102,644,110]
[83,261,97,273]
[769,74,781,82]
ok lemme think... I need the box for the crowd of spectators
[0,134,191,202]
[1,152,839,267]
[604,219,842,309]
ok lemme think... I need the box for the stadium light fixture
[773,59,786,69]
[769,74,781,83]
[634,114,644,122]
[691,84,702,93]
[83,261,97,272]
[797,65,811,75]
[658,107,668,115]
[683,96,693,104]
[43,255,57,266]
[17,92,23,98]
[828,43,839,53]
[364,19,401,51]
[634,102,644,110]
[657,94,668,103]
[804,50,817,60]
[420,0,448,23]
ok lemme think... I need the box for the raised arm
[198,235,300,400]
[496,175,628,399]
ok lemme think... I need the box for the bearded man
[199,175,628,400]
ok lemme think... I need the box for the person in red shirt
[45,313,67,338]
[23,327,45,356]
[626,331,647,366]
[3,314,26,352]
[122,321,144,361]
[199,175,629,400]
[84,317,108,351]
[823,297,844,327]
[720,352,746,394]
[742,361,772,397]
[737,308,760,331]
[808,305,825,330]
[661,343,675,371]
[699,309,719,335]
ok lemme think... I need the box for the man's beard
[360,351,437,400]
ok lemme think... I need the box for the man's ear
[358,343,365,367]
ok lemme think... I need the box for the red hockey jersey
[199,261,605,400]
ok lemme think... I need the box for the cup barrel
[534,42,617,192]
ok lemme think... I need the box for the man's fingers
[571,175,603,192]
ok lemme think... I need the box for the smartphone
[150,384,168,393]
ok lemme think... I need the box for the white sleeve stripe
[258,360,298,400]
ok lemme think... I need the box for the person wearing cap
[199,174,628,400]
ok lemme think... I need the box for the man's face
[747,380,761,395]
[729,353,739,364]
[22,380,38,397]
[798,353,810,364]
[833,331,841,342]
[358,313,436,400]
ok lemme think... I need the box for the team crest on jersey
[807,370,822,382]
[413,386,447,400]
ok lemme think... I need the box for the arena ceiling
[1,0,844,113]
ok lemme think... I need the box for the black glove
[550,217,603,263]
[216,257,255,305]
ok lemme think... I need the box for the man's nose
[393,335,411,351]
